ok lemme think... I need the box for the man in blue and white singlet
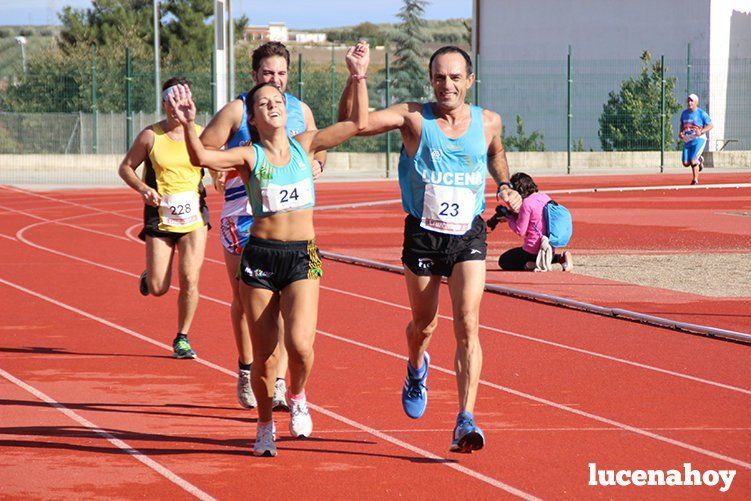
[338,46,522,453]
[201,42,324,413]
[679,93,712,185]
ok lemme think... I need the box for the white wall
[709,1,751,146]
[475,0,710,61]
[473,0,750,152]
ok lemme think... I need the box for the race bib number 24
[262,179,313,213]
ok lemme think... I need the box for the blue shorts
[682,137,707,164]
[220,215,253,255]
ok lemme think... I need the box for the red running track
[0,180,749,499]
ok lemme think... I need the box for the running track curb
[320,251,751,345]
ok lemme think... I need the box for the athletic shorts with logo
[220,215,254,255]
[238,235,323,291]
[401,214,487,277]
[682,137,707,164]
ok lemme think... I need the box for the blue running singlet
[398,103,488,235]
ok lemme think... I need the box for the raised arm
[337,74,413,137]
[167,85,253,172]
[117,127,161,206]
[296,43,370,154]
[485,110,522,211]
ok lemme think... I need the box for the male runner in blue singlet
[339,46,522,453]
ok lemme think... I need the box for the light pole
[154,0,161,117]
[15,36,27,77]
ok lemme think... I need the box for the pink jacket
[507,192,551,254]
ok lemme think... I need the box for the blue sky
[4,0,471,27]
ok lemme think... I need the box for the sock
[257,420,274,430]
[458,410,474,422]
[174,333,188,343]
[275,377,285,382]
[239,360,252,371]
[288,390,306,402]
[408,356,427,379]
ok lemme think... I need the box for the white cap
[688,93,699,103]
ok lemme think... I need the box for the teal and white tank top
[246,137,315,217]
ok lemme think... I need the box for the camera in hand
[486,205,511,231]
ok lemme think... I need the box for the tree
[504,115,545,152]
[598,51,681,151]
[58,0,247,68]
[381,0,431,102]
[58,0,153,59]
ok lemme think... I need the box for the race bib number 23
[421,183,475,235]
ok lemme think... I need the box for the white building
[268,22,289,42]
[294,32,328,44]
[472,0,751,151]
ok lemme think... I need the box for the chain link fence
[1,46,749,158]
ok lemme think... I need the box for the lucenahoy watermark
[588,463,736,492]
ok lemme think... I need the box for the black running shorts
[239,235,323,291]
[401,215,487,277]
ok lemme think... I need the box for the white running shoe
[289,395,313,438]
[253,422,277,457]
[237,369,256,409]
[272,378,289,412]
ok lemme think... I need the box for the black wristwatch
[497,182,512,197]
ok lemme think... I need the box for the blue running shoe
[401,352,430,419]
[450,411,485,453]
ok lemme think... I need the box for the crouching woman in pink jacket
[497,173,573,271]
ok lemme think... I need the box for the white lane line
[317,285,751,396]
[0,233,17,241]
[8,202,750,396]
[306,426,751,434]
[317,329,751,470]
[1,185,141,221]
[313,183,751,210]
[0,204,133,242]
[0,277,537,499]
[0,366,216,501]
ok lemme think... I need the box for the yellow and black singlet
[140,123,210,238]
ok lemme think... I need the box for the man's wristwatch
[497,182,512,197]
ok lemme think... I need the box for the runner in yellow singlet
[118,76,210,359]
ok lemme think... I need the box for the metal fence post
[125,47,133,150]
[686,42,692,96]
[91,44,98,154]
[298,52,304,100]
[385,51,391,178]
[567,45,572,174]
[79,111,84,154]
[474,52,480,106]
[330,42,336,125]
[660,54,665,172]
[211,51,216,114]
